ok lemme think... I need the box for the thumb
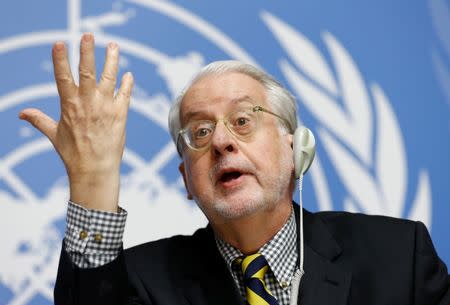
[19,108,57,142]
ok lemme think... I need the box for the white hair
[168,60,298,156]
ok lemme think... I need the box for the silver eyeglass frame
[176,105,289,154]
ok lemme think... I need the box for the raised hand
[19,33,134,212]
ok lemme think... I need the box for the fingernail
[108,42,118,50]
[54,41,65,51]
[124,72,133,79]
[18,112,26,119]
[83,33,93,42]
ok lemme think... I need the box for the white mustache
[209,158,257,182]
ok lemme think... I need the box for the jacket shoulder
[123,226,212,274]
[314,210,418,228]
[311,210,421,251]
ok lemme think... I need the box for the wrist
[69,171,120,212]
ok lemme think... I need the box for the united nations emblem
[0,2,437,305]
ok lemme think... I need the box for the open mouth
[220,171,243,183]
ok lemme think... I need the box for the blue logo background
[1,1,449,304]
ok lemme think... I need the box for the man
[20,34,450,305]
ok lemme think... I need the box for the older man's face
[179,72,294,223]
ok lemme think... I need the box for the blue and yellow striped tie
[237,253,280,305]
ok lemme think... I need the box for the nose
[210,120,237,157]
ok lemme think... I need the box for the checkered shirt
[215,209,298,305]
[65,201,127,268]
[65,202,298,305]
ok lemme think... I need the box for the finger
[78,33,96,95]
[19,108,57,142]
[115,72,134,113]
[98,42,119,97]
[52,42,76,100]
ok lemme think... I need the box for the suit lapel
[179,205,352,305]
[295,207,352,305]
[180,227,244,305]
[297,244,352,305]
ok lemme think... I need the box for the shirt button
[79,230,88,240]
[94,233,103,243]
[281,281,289,288]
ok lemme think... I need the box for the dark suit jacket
[54,204,450,305]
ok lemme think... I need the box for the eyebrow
[182,95,257,123]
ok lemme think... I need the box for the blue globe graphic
[0,1,258,303]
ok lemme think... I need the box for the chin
[201,191,276,221]
[214,200,264,219]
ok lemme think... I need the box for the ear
[286,133,294,148]
[179,162,193,200]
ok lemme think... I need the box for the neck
[211,200,292,254]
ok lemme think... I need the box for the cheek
[260,135,294,171]
[185,158,212,190]
[256,131,288,156]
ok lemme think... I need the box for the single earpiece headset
[293,127,316,179]
[290,126,316,305]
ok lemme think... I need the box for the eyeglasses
[177,105,288,152]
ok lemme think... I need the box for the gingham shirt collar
[215,208,298,288]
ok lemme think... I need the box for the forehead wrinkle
[181,95,260,125]
[182,106,213,125]
[229,95,256,105]
[184,95,256,115]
